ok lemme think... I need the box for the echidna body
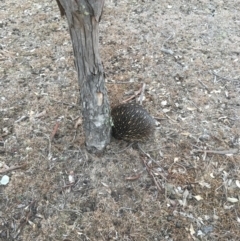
[111,103,155,142]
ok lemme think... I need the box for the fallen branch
[197,79,210,92]
[14,200,37,239]
[161,33,175,55]
[51,98,77,107]
[122,84,144,103]
[50,122,60,140]
[0,163,27,174]
[211,71,240,82]
[138,83,146,105]
[125,173,141,181]
[192,148,238,155]
[142,158,164,192]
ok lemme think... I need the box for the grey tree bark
[56,0,111,153]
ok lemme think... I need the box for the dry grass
[0,0,240,240]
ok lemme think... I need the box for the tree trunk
[56,0,111,153]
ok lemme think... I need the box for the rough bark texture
[57,0,111,153]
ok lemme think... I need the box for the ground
[0,0,240,240]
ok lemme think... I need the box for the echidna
[111,103,155,142]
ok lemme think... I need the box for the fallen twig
[0,163,27,174]
[34,130,52,159]
[51,98,77,107]
[138,143,161,165]
[57,182,76,190]
[14,200,37,239]
[197,79,210,92]
[125,173,141,181]
[192,148,238,155]
[211,71,240,82]
[15,116,28,123]
[106,81,133,84]
[161,33,175,55]
[35,109,47,118]
[113,142,134,154]
[122,85,143,103]
[138,83,146,105]
[142,158,164,192]
[50,122,60,140]
[161,47,174,55]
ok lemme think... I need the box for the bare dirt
[0,0,240,240]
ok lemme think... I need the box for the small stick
[143,158,163,192]
[138,143,160,165]
[122,85,143,103]
[139,83,146,105]
[32,130,52,159]
[161,48,174,55]
[138,144,167,182]
[113,142,134,154]
[57,182,76,190]
[15,116,28,123]
[106,81,133,84]
[50,122,60,140]
[14,200,37,239]
[211,71,239,82]
[125,173,141,181]
[197,79,210,92]
[51,99,77,107]
[168,162,187,173]
[35,109,47,118]
[0,163,27,174]
[161,34,175,55]
[192,148,238,155]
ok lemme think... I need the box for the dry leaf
[224,204,234,209]
[74,117,83,129]
[162,108,171,113]
[35,109,47,118]
[182,189,189,207]
[210,173,215,178]
[101,182,109,188]
[161,100,167,106]
[198,180,211,188]
[194,195,203,201]
[174,157,179,162]
[236,180,240,189]
[190,223,195,235]
[125,173,141,180]
[180,132,191,136]
[227,197,238,203]
[68,171,75,184]
[187,107,196,111]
